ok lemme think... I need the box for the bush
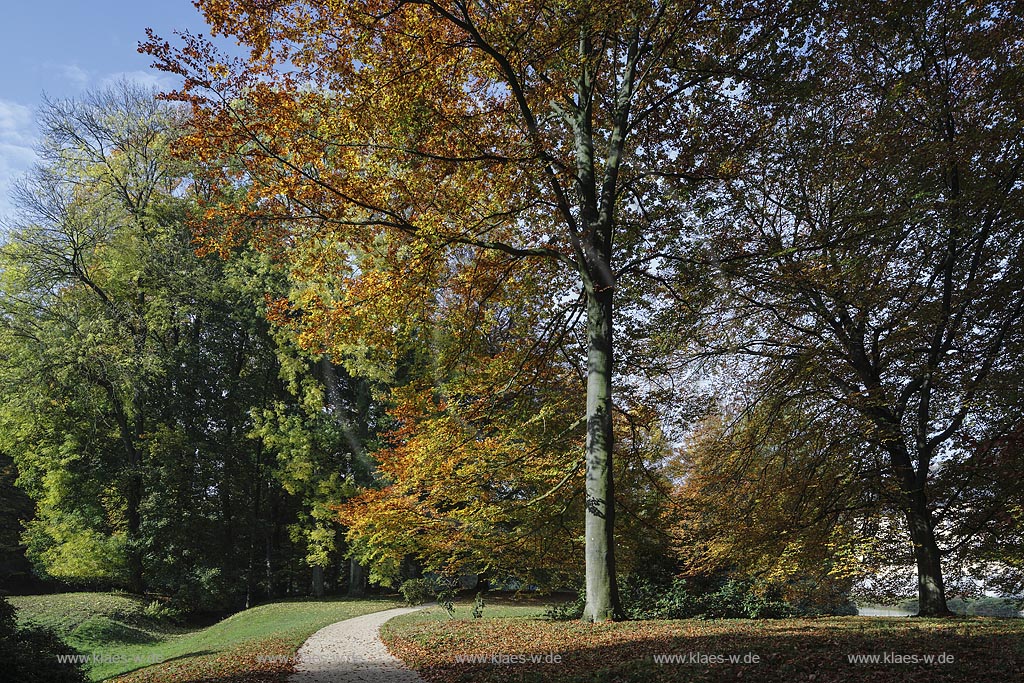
[543,575,795,621]
[622,575,793,620]
[0,596,87,683]
[543,591,585,621]
[142,599,185,624]
[399,578,437,605]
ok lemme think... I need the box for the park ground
[9,592,403,681]
[9,592,1024,682]
[382,598,1024,683]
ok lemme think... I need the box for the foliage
[621,576,793,620]
[436,579,458,619]
[471,592,486,619]
[0,83,379,609]
[141,0,801,620]
[399,578,438,606]
[0,452,34,590]
[667,405,873,613]
[676,0,1024,615]
[543,593,585,622]
[141,600,185,625]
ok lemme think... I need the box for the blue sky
[0,1,215,221]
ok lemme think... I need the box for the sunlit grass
[11,592,402,681]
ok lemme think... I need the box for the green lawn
[382,601,1024,683]
[11,592,402,681]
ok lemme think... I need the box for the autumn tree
[669,394,877,612]
[691,0,1024,615]
[143,0,797,620]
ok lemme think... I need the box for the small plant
[436,579,458,618]
[142,599,184,624]
[471,592,485,618]
[399,578,437,606]
[543,591,585,621]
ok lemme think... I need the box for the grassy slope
[10,592,190,653]
[11,592,402,682]
[382,602,1024,683]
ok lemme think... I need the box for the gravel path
[289,606,426,683]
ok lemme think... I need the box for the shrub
[543,590,585,621]
[622,575,793,620]
[471,592,485,618]
[142,599,185,624]
[399,578,437,605]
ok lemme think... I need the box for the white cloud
[59,63,92,88]
[0,99,38,224]
[100,69,180,93]
[0,100,34,145]
[40,61,93,90]
[41,63,180,95]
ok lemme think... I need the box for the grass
[10,592,190,652]
[382,599,1024,683]
[10,592,403,682]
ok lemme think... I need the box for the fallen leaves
[383,614,1024,683]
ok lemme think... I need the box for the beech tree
[143,0,793,619]
[694,0,1024,615]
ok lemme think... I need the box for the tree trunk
[905,495,952,616]
[265,482,275,599]
[125,470,144,595]
[311,565,325,598]
[581,285,621,622]
[887,440,952,617]
[347,557,366,597]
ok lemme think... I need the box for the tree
[143,0,795,620]
[0,452,34,590]
[695,0,1024,615]
[0,83,185,593]
[0,84,365,608]
[669,398,875,612]
[333,260,591,588]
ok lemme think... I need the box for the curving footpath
[289,606,426,683]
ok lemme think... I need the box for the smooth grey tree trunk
[581,286,621,621]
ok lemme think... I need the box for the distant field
[10,592,402,682]
[383,603,1024,683]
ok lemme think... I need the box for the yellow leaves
[207,62,230,79]
[337,329,588,581]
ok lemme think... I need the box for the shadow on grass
[72,617,162,645]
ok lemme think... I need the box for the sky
[0,1,218,222]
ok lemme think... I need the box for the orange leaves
[335,298,589,583]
